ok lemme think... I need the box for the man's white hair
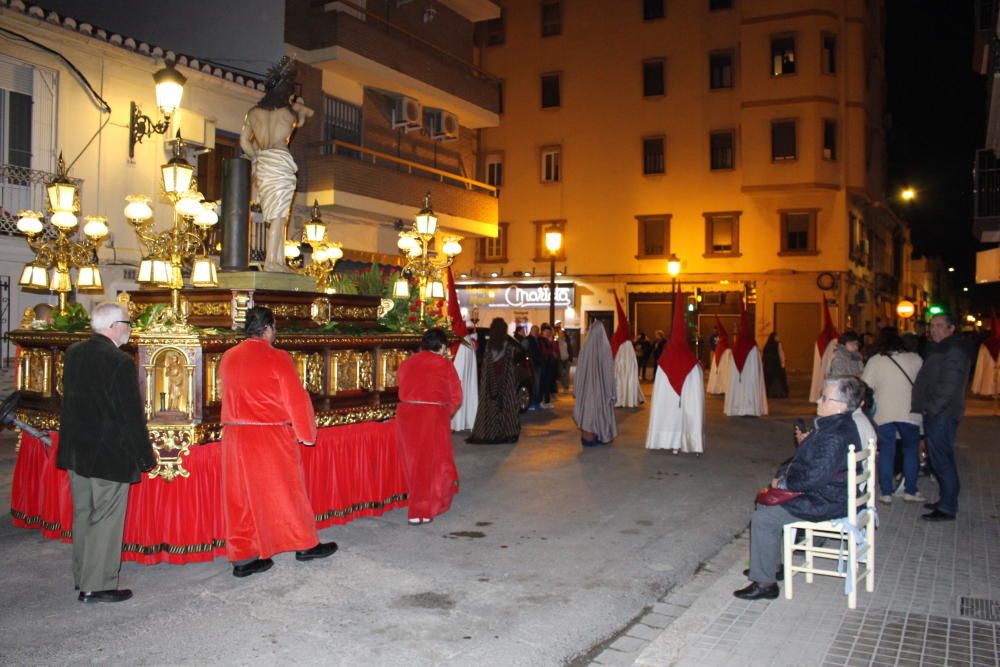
[91,302,126,331]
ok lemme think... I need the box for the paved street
[0,377,802,666]
[2,374,998,667]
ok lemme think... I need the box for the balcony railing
[973,148,1000,218]
[0,164,82,238]
[314,139,498,196]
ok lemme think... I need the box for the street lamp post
[545,227,563,326]
[667,252,681,292]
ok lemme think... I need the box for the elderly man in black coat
[733,375,867,600]
[57,302,155,603]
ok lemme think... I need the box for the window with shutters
[541,73,561,108]
[541,146,561,182]
[636,215,670,258]
[0,59,35,170]
[780,210,818,255]
[703,212,741,257]
[821,33,837,74]
[478,222,509,262]
[322,95,362,156]
[541,0,562,37]
[485,153,503,187]
[710,130,734,170]
[642,137,665,175]
[823,119,837,161]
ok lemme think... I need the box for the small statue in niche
[162,351,184,414]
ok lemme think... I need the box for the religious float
[6,273,461,564]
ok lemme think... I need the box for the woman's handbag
[755,486,804,506]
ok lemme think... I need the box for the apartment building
[452,0,912,373]
[283,0,501,264]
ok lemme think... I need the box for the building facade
[283,0,501,264]
[452,0,912,373]
[0,1,264,336]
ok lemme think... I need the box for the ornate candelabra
[124,139,219,321]
[16,155,108,314]
[284,201,344,291]
[394,193,462,319]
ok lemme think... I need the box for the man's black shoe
[923,501,938,511]
[921,509,955,522]
[733,582,779,600]
[295,541,338,561]
[78,589,133,603]
[232,557,274,578]
[742,566,783,580]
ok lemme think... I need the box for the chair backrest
[846,438,875,523]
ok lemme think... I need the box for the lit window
[771,36,796,76]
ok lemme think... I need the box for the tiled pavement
[588,411,1000,667]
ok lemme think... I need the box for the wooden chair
[781,439,876,609]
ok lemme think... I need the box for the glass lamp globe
[50,210,78,229]
[284,241,301,259]
[83,216,109,239]
[175,191,204,218]
[16,211,43,235]
[397,235,417,252]
[442,239,463,256]
[124,195,153,222]
[193,202,219,227]
[153,61,186,117]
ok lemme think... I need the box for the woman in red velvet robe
[220,307,336,576]
[396,328,463,524]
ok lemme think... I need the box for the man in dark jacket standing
[911,313,972,521]
[733,375,866,600]
[58,302,154,603]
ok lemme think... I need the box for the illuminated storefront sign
[456,283,574,309]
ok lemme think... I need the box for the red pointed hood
[731,296,756,373]
[610,291,632,356]
[659,283,699,394]
[816,297,839,355]
[446,268,469,355]
[986,311,1000,361]
[713,314,730,365]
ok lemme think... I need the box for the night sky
[885,0,994,307]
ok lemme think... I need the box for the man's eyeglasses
[818,394,844,403]
[115,320,132,327]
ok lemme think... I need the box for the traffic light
[928,305,943,316]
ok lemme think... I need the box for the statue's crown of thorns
[264,56,295,91]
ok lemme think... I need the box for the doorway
[774,302,820,374]
[587,310,614,338]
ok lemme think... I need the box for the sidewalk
[588,415,1000,667]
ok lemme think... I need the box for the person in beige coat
[861,327,923,504]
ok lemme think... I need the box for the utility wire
[0,26,112,171]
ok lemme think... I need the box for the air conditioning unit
[425,109,459,141]
[392,96,422,132]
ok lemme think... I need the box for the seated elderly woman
[734,375,868,600]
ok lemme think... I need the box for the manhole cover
[959,597,1000,622]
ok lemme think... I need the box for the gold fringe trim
[122,539,226,556]
[10,509,71,538]
[314,493,408,523]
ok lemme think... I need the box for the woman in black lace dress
[467,318,521,444]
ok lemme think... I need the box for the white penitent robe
[971,345,999,396]
[724,348,768,417]
[706,349,732,395]
[450,337,478,431]
[808,341,837,403]
[614,345,645,407]
[646,364,704,453]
